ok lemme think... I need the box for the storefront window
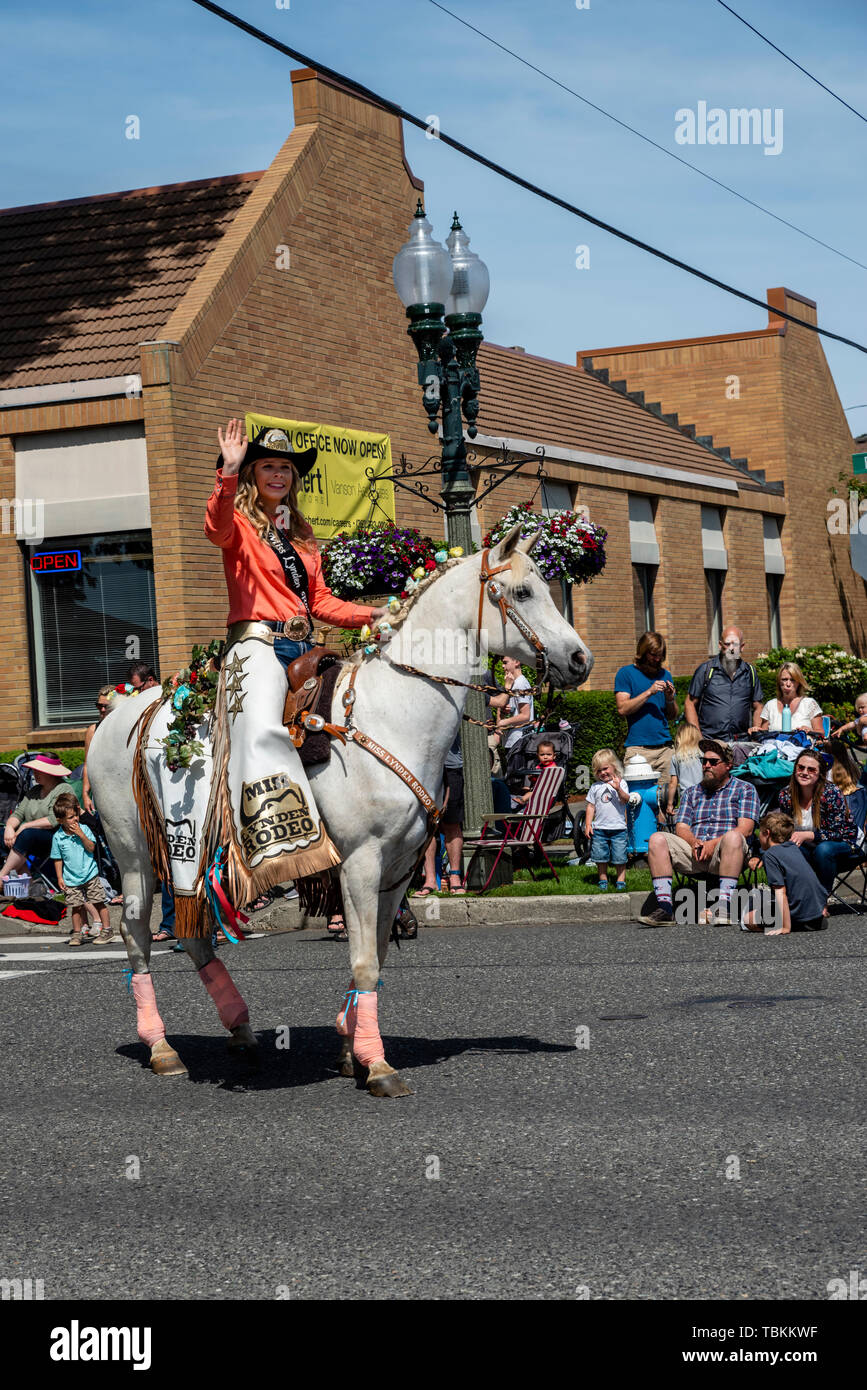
[26,530,158,727]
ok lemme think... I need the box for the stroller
[503,723,577,843]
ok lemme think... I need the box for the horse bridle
[377,548,550,702]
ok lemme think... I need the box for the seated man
[638,738,760,927]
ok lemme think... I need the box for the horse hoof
[228,1023,259,1062]
[150,1041,188,1078]
[366,1069,413,1098]
[336,1038,356,1077]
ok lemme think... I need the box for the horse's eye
[513,586,531,602]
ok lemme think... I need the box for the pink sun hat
[23,753,68,778]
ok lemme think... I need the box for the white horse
[88,526,593,1097]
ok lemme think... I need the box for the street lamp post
[392,203,494,843]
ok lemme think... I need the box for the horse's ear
[517,528,543,557]
[489,522,524,563]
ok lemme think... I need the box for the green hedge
[0,748,86,772]
[754,644,864,713]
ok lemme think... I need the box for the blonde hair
[776,662,810,700]
[591,748,623,778]
[674,722,701,757]
[234,459,314,548]
[855,692,867,712]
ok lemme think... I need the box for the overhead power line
[427,0,867,273]
[716,0,867,124]
[189,0,867,358]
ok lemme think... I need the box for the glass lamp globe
[392,201,454,309]
[445,214,490,316]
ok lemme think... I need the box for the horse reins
[328,548,552,833]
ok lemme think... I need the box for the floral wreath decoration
[159,640,223,772]
[356,546,463,654]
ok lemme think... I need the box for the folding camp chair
[828,850,867,914]
[464,764,566,894]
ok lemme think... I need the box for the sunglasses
[700,756,724,766]
[95,703,109,711]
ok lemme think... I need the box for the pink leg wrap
[198,959,249,1031]
[131,974,166,1047]
[336,980,357,1036]
[353,991,385,1067]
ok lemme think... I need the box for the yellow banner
[245,412,395,539]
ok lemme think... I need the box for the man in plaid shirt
[639,738,760,926]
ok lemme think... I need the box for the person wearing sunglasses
[639,737,760,926]
[82,686,118,816]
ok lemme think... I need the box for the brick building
[0,68,860,749]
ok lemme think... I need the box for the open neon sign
[30,549,82,573]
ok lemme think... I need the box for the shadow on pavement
[116,1030,574,1091]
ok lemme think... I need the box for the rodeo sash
[204,635,341,907]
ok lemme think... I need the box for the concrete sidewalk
[0,888,651,935]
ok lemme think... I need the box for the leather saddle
[282,646,343,755]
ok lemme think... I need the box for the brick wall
[582,289,867,655]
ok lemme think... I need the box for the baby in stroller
[505,724,575,840]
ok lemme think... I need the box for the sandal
[327,915,348,942]
[412,885,437,898]
[447,870,466,895]
[151,930,174,943]
[247,891,274,913]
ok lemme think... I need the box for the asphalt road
[0,918,863,1301]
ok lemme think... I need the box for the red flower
[424,559,436,570]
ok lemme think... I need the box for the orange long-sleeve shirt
[204,472,375,630]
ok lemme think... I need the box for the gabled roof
[0,172,262,388]
[476,342,781,493]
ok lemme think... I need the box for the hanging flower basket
[484,503,607,585]
[322,521,443,598]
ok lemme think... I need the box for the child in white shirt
[585,749,632,892]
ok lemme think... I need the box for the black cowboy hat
[216,426,318,477]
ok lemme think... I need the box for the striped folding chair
[465,764,566,895]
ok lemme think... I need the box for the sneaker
[638,904,674,927]
[96,928,117,944]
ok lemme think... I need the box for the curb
[251,891,651,931]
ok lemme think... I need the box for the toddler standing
[585,749,632,892]
[51,792,114,947]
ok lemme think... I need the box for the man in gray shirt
[685,627,763,740]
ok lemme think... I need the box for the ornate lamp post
[392,203,495,842]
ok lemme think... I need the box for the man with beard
[638,738,760,926]
[684,627,763,740]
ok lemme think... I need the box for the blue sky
[3,0,865,432]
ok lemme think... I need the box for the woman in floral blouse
[778,749,858,889]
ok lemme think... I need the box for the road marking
[0,970,47,981]
[0,949,172,962]
[0,936,75,945]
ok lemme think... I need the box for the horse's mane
[342,547,531,671]
[344,555,466,668]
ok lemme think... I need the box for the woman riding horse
[204,417,384,913]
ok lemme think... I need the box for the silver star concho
[224,650,248,719]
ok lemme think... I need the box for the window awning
[763,515,785,574]
[628,494,659,566]
[15,423,150,539]
[701,505,728,570]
